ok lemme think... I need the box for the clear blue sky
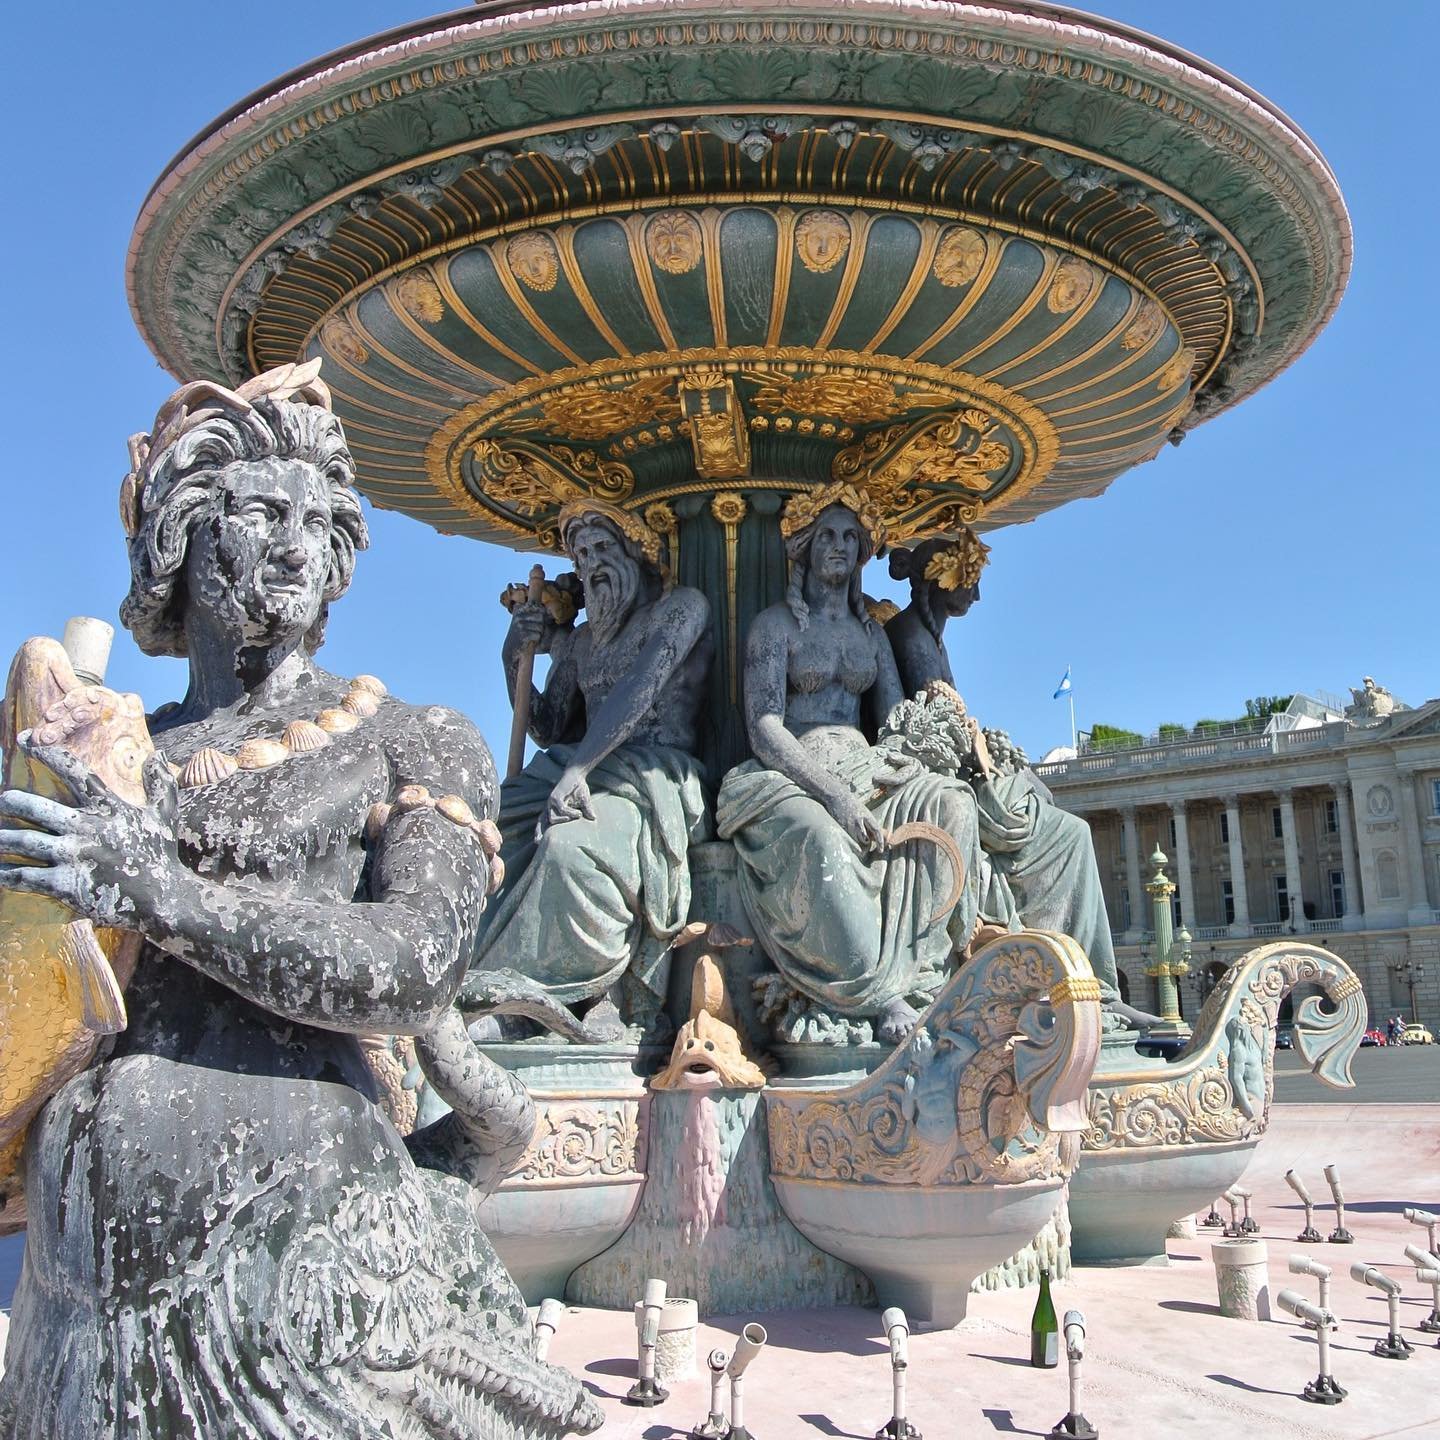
[1,1,1435,766]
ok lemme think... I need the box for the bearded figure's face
[184,458,334,651]
[808,504,864,588]
[569,519,643,644]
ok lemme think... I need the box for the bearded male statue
[471,500,713,1038]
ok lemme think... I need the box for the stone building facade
[1034,692,1440,1031]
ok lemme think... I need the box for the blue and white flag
[1052,667,1072,700]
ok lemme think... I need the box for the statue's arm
[1,713,498,1035]
[870,625,908,725]
[501,609,583,745]
[565,588,710,774]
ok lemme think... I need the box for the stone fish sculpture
[0,637,151,1230]
[0,361,601,1440]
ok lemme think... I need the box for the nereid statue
[885,530,1148,1027]
[0,363,600,1439]
[472,500,713,1040]
[716,487,996,1044]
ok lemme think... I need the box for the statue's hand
[537,767,595,837]
[506,599,554,653]
[0,738,183,930]
[827,791,885,854]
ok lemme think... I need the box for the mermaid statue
[885,530,1156,1027]
[0,362,601,1438]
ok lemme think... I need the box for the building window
[1273,874,1290,922]
[1432,777,1440,815]
[1168,816,1177,849]
[1329,869,1345,919]
[1119,888,1131,932]
[1325,798,1338,834]
[1221,880,1235,925]
[1219,810,1230,844]
[1271,805,1284,840]
[1172,893,1182,927]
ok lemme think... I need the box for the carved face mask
[185,458,334,651]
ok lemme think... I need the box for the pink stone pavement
[545,1104,1440,1440]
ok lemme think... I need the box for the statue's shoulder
[657,582,710,625]
[376,695,500,820]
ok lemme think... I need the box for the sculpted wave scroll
[766,931,1102,1189]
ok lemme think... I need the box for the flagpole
[1068,678,1076,753]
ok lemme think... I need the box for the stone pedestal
[1212,1238,1272,1320]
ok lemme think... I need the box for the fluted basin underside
[128,0,1349,550]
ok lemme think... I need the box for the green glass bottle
[1029,1268,1059,1368]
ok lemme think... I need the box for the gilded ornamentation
[504,232,560,292]
[866,599,901,626]
[557,496,665,577]
[506,1101,644,1185]
[386,269,445,324]
[538,376,681,441]
[471,436,634,518]
[319,312,368,366]
[780,480,887,548]
[1121,300,1166,352]
[710,492,747,526]
[1047,256,1099,314]
[765,932,1101,1189]
[642,501,678,537]
[1157,348,1196,391]
[794,210,851,274]
[933,227,986,288]
[644,211,704,275]
[1084,942,1366,1155]
[678,369,750,479]
[747,371,943,424]
[922,528,991,591]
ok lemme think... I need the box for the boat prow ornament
[763,930,1102,1326]
[1069,942,1367,1265]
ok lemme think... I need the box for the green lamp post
[1143,846,1192,1039]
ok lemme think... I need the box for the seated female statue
[0,364,599,1439]
[885,532,1153,1025]
[716,485,1006,1044]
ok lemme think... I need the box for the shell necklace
[173,674,386,789]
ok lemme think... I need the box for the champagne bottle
[1029,1267,1059,1368]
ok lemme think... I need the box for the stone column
[1172,802,1196,929]
[1278,789,1307,933]
[1224,793,1251,937]
[1121,805,1143,941]
[1396,769,1434,925]
[1332,781,1361,931]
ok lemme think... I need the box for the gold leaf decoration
[1121,300,1165,352]
[505,232,559,292]
[643,502,678,537]
[538,376,681,440]
[1156,347,1196,392]
[319,313,368,366]
[794,210,851,274]
[1047,256,1099,314]
[748,372,919,424]
[388,269,445,324]
[644,212,704,275]
[933,227,986,288]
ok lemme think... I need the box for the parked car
[1402,1023,1435,1045]
[1275,1024,1294,1050]
[1360,1028,1387,1047]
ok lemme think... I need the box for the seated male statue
[472,499,713,1039]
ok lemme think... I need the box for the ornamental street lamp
[1391,959,1427,1026]
[1143,847,1191,1039]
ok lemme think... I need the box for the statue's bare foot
[877,998,921,1045]
[1106,1000,1167,1032]
[582,996,627,1043]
